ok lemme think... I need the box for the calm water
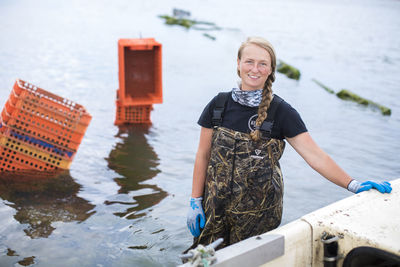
[0,0,399,266]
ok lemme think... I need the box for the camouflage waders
[193,126,285,248]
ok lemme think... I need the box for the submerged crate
[115,101,153,125]
[118,38,163,106]
[0,79,91,172]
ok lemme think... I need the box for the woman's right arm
[191,127,213,198]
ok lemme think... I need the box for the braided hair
[237,37,277,141]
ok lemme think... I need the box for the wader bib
[193,93,286,248]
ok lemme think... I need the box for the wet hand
[187,197,206,237]
[348,180,392,194]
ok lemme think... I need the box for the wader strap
[258,94,283,136]
[212,92,230,127]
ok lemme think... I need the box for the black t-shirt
[197,92,308,140]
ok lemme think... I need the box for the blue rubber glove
[187,197,206,237]
[347,180,392,194]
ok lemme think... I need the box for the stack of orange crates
[114,38,162,125]
[0,79,92,172]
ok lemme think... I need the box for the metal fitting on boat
[321,232,339,267]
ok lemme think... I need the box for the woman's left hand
[348,180,392,194]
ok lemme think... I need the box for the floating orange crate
[1,108,82,151]
[0,79,91,172]
[0,123,71,172]
[0,123,74,161]
[117,38,163,106]
[0,133,71,170]
[10,80,91,132]
[0,146,62,172]
[115,101,153,125]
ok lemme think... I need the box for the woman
[186,36,392,248]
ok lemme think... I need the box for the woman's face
[237,44,272,91]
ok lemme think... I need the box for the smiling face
[237,43,273,91]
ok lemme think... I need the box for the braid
[250,72,275,141]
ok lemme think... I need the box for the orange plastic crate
[118,38,163,106]
[1,109,82,151]
[0,122,75,161]
[2,100,85,151]
[0,133,71,170]
[0,144,66,172]
[10,80,91,131]
[0,79,91,172]
[115,102,153,125]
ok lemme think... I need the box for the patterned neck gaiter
[231,87,263,107]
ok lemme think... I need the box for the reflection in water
[0,171,95,239]
[106,125,167,220]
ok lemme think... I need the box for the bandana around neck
[231,87,263,107]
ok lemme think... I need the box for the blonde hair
[237,37,276,141]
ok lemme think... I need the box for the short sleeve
[197,96,217,128]
[279,103,308,138]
